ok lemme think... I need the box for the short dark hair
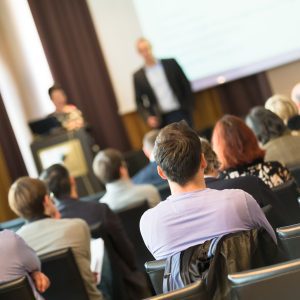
[8,177,47,220]
[40,164,71,199]
[246,106,287,145]
[48,84,63,98]
[93,148,124,184]
[154,121,202,185]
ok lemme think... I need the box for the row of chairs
[144,257,300,300]
[144,223,300,299]
[0,248,88,300]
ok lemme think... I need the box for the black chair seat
[144,280,209,300]
[289,164,300,188]
[0,276,35,300]
[40,248,89,300]
[276,223,300,259]
[117,200,154,271]
[228,258,300,300]
[271,179,300,224]
[144,259,166,295]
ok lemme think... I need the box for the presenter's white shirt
[145,61,180,113]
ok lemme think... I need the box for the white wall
[266,60,300,98]
[87,0,143,114]
[0,0,54,176]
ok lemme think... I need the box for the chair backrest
[144,259,166,295]
[80,190,105,203]
[271,179,300,224]
[144,280,209,300]
[228,258,300,300]
[157,182,171,200]
[123,149,149,177]
[117,200,154,271]
[39,248,89,300]
[0,218,25,232]
[276,223,300,259]
[0,276,35,300]
[289,164,300,187]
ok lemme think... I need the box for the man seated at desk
[48,84,85,131]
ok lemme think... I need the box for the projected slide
[133,0,300,90]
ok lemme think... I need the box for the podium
[31,129,103,197]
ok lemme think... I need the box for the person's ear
[157,165,167,180]
[200,153,207,170]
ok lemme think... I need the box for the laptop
[28,116,62,136]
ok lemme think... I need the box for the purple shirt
[0,230,43,300]
[140,188,276,260]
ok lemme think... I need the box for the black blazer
[205,176,291,227]
[133,58,194,121]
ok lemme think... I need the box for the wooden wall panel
[0,147,16,221]
[121,90,223,149]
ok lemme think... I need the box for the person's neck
[169,173,206,196]
[145,56,157,67]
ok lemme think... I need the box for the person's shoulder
[0,229,20,245]
[161,58,176,63]
[133,67,144,77]
[134,183,158,194]
[56,218,88,231]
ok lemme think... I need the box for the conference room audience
[93,148,160,211]
[48,84,85,131]
[8,177,103,300]
[133,38,194,128]
[265,94,300,132]
[246,107,300,168]
[132,129,165,186]
[140,121,275,260]
[212,115,292,188]
[41,163,149,299]
[201,138,292,227]
[0,230,50,300]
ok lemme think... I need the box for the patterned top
[219,159,292,189]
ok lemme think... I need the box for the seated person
[0,230,50,300]
[40,163,149,299]
[132,129,165,186]
[8,177,103,300]
[212,115,292,188]
[93,148,160,211]
[48,84,84,131]
[265,94,300,132]
[140,121,276,260]
[200,138,295,226]
[246,107,300,168]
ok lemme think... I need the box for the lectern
[31,129,103,197]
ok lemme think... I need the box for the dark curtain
[28,0,130,151]
[0,92,28,181]
[215,72,272,118]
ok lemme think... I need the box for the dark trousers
[161,109,193,128]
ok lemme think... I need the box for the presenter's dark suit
[205,176,291,228]
[133,58,194,127]
[56,197,149,299]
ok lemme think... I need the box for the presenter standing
[133,38,194,128]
